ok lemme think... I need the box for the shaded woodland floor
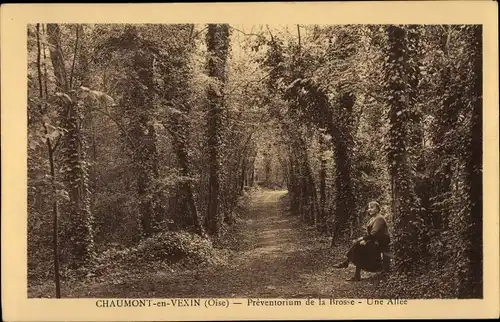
[29,189,388,298]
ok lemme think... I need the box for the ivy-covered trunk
[431,26,459,231]
[405,26,432,265]
[161,28,206,237]
[317,133,328,233]
[298,136,318,226]
[205,24,230,237]
[331,91,356,243]
[60,102,94,269]
[458,25,483,298]
[168,110,206,236]
[384,25,424,273]
[121,26,164,237]
[324,29,358,244]
[47,23,95,270]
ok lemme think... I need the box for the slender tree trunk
[250,166,255,186]
[37,23,61,299]
[42,24,49,99]
[48,146,61,297]
[288,150,298,216]
[240,154,247,193]
[318,133,327,233]
[298,138,318,227]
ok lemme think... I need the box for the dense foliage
[28,24,482,299]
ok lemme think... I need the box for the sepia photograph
[1,2,499,321]
[26,22,483,299]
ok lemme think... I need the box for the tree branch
[51,133,63,154]
[226,64,281,97]
[69,24,80,90]
[188,24,195,40]
[37,23,62,154]
[297,24,301,51]
[42,24,49,100]
[266,25,274,43]
[92,105,138,150]
[191,25,208,41]
[229,25,267,41]
[36,24,44,99]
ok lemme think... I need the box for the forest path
[35,189,382,298]
[87,189,381,298]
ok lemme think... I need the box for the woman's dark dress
[347,214,390,272]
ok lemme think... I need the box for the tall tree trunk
[384,25,423,273]
[318,133,327,233]
[287,149,298,215]
[431,26,456,231]
[297,136,318,226]
[158,25,206,236]
[250,163,255,187]
[331,91,356,245]
[167,111,206,236]
[247,149,257,188]
[120,26,163,238]
[47,23,95,270]
[405,26,431,263]
[205,24,230,237]
[240,153,247,193]
[263,150,272,186]
[458,25,483,298]
[37,23,61,298]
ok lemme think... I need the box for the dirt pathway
[36,189,382,298]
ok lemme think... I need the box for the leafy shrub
[94,231,222,275]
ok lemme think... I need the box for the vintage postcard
[1,1,499,321]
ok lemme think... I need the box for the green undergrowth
[29,192,252,298]
[93,231,226,275]
[92,188,253,277]
[216,188,254,250]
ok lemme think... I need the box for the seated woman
[333,201,391,281]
